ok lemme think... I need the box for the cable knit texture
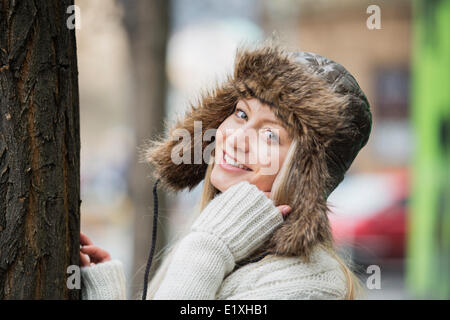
[81,181,348,300]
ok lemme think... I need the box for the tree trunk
[119,0,169,298]
[0,0,80,299]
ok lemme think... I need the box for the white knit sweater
[81,181,348,300]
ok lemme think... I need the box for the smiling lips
[220,151,252,172]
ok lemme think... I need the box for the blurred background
[76,0,450,299]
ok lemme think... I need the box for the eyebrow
[261,118,284,127]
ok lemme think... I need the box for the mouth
[220,151,252,172]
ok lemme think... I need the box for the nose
[225,127,252,155]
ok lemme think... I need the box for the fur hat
[143,43,372,261]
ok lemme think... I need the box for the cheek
[255,142,282,171]
[214,118,236,155]
[250,145,289,190]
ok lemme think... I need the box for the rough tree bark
[119,0,169,298]
[0,0,80,299]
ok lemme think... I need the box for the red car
[328,168,409,264]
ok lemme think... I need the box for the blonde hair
[142,140,365,300]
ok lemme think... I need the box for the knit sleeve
[81,259,127,300]
[151,181,284,300]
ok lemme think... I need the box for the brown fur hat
[142,43,372,261]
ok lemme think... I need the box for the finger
[81,245,111,264]
[276,205,291,218]
[80,252,90,267]
[80,232,93,246]
[80,245,105,262]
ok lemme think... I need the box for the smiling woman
[79,42,372,300]
[211,98,293,194]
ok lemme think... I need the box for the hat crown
[287,51,372,197]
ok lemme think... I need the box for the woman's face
[211,98,292,194]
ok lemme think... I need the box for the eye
[264,129,279,143]
[234,108,248,121]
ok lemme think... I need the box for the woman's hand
[264,192,291,219]
[192,181,287,264]
[80,232,111,267]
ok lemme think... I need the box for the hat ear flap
[269,134,333,261]
[142,83,239,191]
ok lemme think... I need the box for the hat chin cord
[141,178,160,300]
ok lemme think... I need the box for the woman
[80,42,372,300]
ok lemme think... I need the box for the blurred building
[263,0,412,171]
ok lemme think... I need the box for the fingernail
[282,206,291,214]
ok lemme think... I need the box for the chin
[210,165,250,193]
[210,165,227,192]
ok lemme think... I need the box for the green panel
[407,0,450,299]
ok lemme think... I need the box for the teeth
[224,154,249,170]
